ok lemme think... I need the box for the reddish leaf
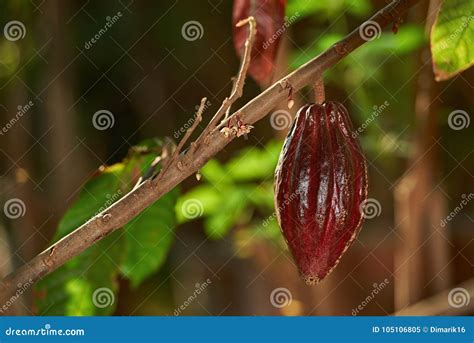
[233,0,287,86]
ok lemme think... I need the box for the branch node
[392,17,403,34]
[279,80,295,109]
[220,126,238,137]
[219,114,254,138]
[334,42,349,56]
[101,213,112,223]
[279,79,290,91]
[43,256,53,268]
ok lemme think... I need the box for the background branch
[393,278,474,315]
[0,0,421,304]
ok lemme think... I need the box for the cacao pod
[274,102,368,285]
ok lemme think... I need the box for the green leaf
[54,166,127,240]
[121,188,178,288]
[120,149,179,288]
[36,166,127,315]
[431,0,474,81]
[36,139,178,315]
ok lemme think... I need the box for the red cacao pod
[232,0,286,86]
[274,102,368,285]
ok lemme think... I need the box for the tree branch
[393,278,474,315]
[0,0,421,304]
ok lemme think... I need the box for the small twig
[197,16,257,144]
[132,156,162,191]
[156,97,207,182]
[224,77,237,120]
[132,139,174,190]
[171,97,207,161]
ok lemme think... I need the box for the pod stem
[314,77,325,105]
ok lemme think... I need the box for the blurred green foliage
[176,141,283,242]
[287,0,372,19]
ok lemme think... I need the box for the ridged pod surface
[274,102,368,285]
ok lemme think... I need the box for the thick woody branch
[0,0,421,304]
